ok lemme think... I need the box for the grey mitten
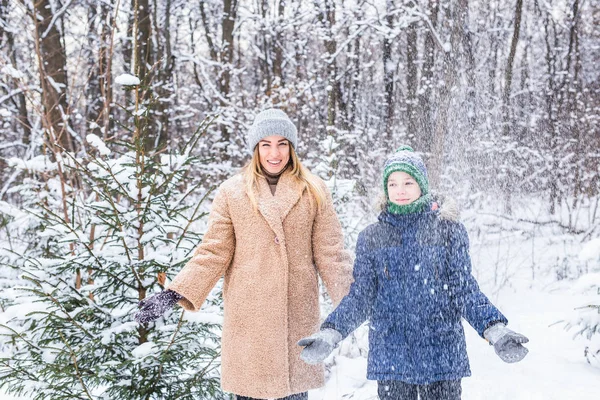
[134,289,183,324]
[297,328,343,364]
[484,323,529,363]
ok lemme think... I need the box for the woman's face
[387,171,422,206]
[258,135,291,174]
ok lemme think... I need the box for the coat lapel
[255,172,305,238]
[277,173,305,221]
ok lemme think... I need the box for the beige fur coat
[167,172,353,398]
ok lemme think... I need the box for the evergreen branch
[112,117,135,134]
[95,158,136,202]
[33,202,110,283]
[61,149,135,203]
[0,358,77,399]
[171,181,207,212]
[41,291,96,340]
[0,323,45,352]
[174,186,215,252]
[79,194,142,287]
[181,115,216,156]
[192,348,220,383]
[57,330,94,400]
[68,260,137,291]
[151,159,190,195]
[154,310,185,392]
[574,304,600,313]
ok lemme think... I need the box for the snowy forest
[0,0,598,399]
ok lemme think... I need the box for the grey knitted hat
[247,109,298,152]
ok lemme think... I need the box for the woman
[134,108,353,400]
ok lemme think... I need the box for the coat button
[274,237,280,244]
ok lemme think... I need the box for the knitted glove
[484,323,529,363]
[134,289,183,324]
[297,328,343,365]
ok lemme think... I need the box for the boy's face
[387,171,422,206]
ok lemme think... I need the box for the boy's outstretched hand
[297,328,343,364]
[134,289,183,324]
[484,323,529,363]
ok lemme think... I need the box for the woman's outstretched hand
[484,323,529,363]
[134,289,183,324]
[297,328,342,364]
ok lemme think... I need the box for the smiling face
[387,171,422,206]
[258,135,291,174]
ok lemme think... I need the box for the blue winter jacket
[322,208,507,384]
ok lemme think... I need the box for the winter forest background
[0,0,599,399]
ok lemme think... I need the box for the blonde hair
[243,145,327,212]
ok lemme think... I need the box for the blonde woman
[134,109,353,400]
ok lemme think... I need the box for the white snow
[1,65,25,79]
[46,76,66,94]
[580,238,600,262]
[114,74,141,86]
[131,341,158,359]
[86,134,111,156]
[6,155,57,172]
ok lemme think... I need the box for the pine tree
[0,81,227,399]
[563,240,600,369]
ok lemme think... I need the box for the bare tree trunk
[132,0,153,81]
[218,0,238,153]
[500,0,524,215]
[99,1,117,142]
[543,16,559,215]
[566,0,581,208]
[130,0,160,153]
[32,0,75,153]
[86,5,104,138]
[349,34,361,127]
[152,0,173,152]
[334,1,349,132]
[1,0,31,145]
[273,0,285,85]
[321,0,338,129]
[220,0,237,100]
[518,43,530,143]
[462,0,477,141]
[418,0,439,154]
[502,0,523,136]
[429,3,462,188]
[383,0,395,140]
[199,1,218,61]
[488,2,499,98]
[406,13,418,144]
[258,0,272,95]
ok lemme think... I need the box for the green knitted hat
[382,145,429,198]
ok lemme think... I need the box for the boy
[298,146,528,400]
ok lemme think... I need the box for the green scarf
[387,193,432,215]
